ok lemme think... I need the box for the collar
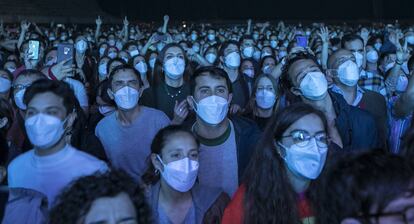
[330,84,365,107]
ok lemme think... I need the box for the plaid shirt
[358,70,387,98]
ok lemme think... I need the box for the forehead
[165,46,183,55]
[224,44,238,53]
[195,74,228,89]
[285,113,325,135]
[112,69,137,81]
[28,92,65,109]
[162,132,198,152]
[241,60,253,67]
[258,77,273,86]
[288,59,319,78]
[344,39,363,50]
[84,193,136,223]
[263,57,276,64]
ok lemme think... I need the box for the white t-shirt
[63,78,89,108]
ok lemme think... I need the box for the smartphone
[57,43,73,66]
[28,40,40,60]
[296,36,308,48]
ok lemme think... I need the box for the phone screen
[296,36,308,48]
[28,40,40,60]
[57,43,74,66]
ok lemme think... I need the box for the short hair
[23,79,77,115]
[190,66,233,95]
[107,64,143,89]
[15,69,45,81]
[218,40,240,58]
[49,170,152,224]
[341,34,364,49]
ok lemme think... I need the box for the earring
[155,169,160,175]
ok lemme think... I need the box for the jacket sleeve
[221,185,246,224]
[203,193,231,224]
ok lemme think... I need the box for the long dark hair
[242,103,328,224]
[0,98,13,166]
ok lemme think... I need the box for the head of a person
[96,80,115,117]
[97,56,111,82]
[107,58,126,75]
[12,69,46,111]
[327,49,360,87]
[131,55,148,75]
[0,98,12,183]
[3,60,17,74]
[251,74,279,111]
[74,35,89,54]
[105,46,119,59]
[341,34,365,68]
[240,58,258,79]
[118,51,131,64]
[49,170,152,224]
[23,79,77,150]
[0,69,13,99]
[107,65,142,111]
[316,151,414,224]
[187,66,233,126]
[240,35,255,58]
[261,46,274,59]
[142,125,200,192]
[243,102,329,223]
[261,55,277,75]
[219,41,241,69]
[366,45,380,65]
[204,45,218,65]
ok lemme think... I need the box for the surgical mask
[0,77,11,93]
[99,48,106,56]
[384,62,396,72]
[224,52,241,68]
[98,63,107,77]
[337,60,360,87]
[253,34,259,40]
[256,89,276,109]
[129,49,139,57]
[98,105,115,116]
[243,68,254,78]
[278,51,288,59]
[113,86,139,110]
[157,43,165,52]
[149,58,156,69]
[261,52,272,58]
[134,61,148,74]
[262,65,273,74]
[192,95,229,125]
[108,39,116,46]
[14,89,27,110]
[207,34,215,41]
[270,40,278,48]
[366,50,379,63]
[75,40,87,53]
[305,31,312,36]
[25,113,66,149]
[191,34,197,41]
[353,52,364,68]
[407,36,414,45]
[192,45,200,53]
[396,74,409,93]
[253,51,261,61]
[242,46,254,58]
[157,155,199,192]
[164,57,185,79]
[300,71,328,101]
[374,43,382,52]
[108,52,117,59]
[205,53,217,64]
[277,139,328,179]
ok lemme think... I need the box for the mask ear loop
[156,155,166,175]
[64,108,77,136]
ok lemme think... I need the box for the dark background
[98,0,414,22]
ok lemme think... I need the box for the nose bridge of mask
[157,155,191,172]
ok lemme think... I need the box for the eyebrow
[295,65,319,78]
[88,217,136,224]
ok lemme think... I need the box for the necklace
[163,84,183,98]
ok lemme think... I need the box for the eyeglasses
[281,130,329,148]
[359,205,414,224]
[12,84,31,91]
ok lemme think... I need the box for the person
[315,151,414,224]
[95,65,170,181]
[140,43,193,123]
[7,79,108,206]
[243,74,280,131]
[186,66,261,196]
[0,70,12,101]
[281,52,379,151]
[50,170,152,224]
[359,45,387,97]
[240,58,258,95]
[222,103,333,223]
[142,125,230,223]
[327,49,388,147]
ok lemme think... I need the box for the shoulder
[69,146,108,170]
[141,106,170,121]
[8,150,34,173]
[96,113,116,129]
[230,116,262,136]
[363,90,385,102]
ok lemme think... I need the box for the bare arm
[18,21,30,49]
[94,16,102,42]
[162,15,169,34]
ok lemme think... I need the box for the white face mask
[299,71,328,101]
[366,50,379,63]
[278,51,287,59]
[407,36,414,45]
[192,95,229,125]
[157,155,199,192]
[256,89,276,109]
[278,139,328,180]
[14,89,27,110]
[108,39,116,46]
[396,74,409,93]
[134,61,148,74]
[374,43,382,52]
[108,52,117,59]
[242,46,254,58]
[205,53,217,64]
[224,52,241,68]
[25,113,66,149]
[129,49,139,57]
[191,34,197,41]
[353,52,364,68]
[99,48,106,56]
[113,86,139,110]
[0,77,11,93]
[270,40,278,49]
[243,68,254,78]
[75,40,87,53]
[337,60,360,87]
[164,57,185,79]
[149,58,156,69]
[207,34,215,41]
[262,65,273,74]
[98,63,107,77]
[98,105,116,116]
[253,51,261,61]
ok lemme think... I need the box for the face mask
[149,58,156,69]
[191,34,197,41]
[98,105,116,116]
[262,65,273,74]
[108,52,117,59]
[374,43,382,52]
[278,139,328,179]
[261,52,272,58]
[157,43,165,52]
[121,57,129,63]
[396,74,409,93]
[256,89,276,109]
[205,53,217,64]
[164,57,185,79]
[99,48,106,56]
[353,52,364,68]
[224,52,241,68]
[157,155,199,192]
[0,77,11,93]
[134,61,148,74]
[207,34,215,41]
[14,89,27,110]
[300,71,328,101]
[366,50,379,63]
[337,60,360,87]
[243,68,254,78]
[129,49,139,57]
[98,63,107,77]
[108,39,116,46]
[192,45,200,53]
[25,113,66,149]
[113,86,139,110]
[242,46,254,58]
[384,62,396,72]
[253,51,261,61]
[270,40,278,48]
[253,34,259,40]
[192,95,229,125]
[407,36,414,45]
[305,31,312,36]
[75,40,87,53]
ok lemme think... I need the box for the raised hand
[123,16,129,27]
[96,16,102,26]
[318,26,330,43]
[163,15,170,23]
[21,20,31,31]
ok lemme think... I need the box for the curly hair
[49,170,152,224]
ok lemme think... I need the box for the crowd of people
[0,14,414,223]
